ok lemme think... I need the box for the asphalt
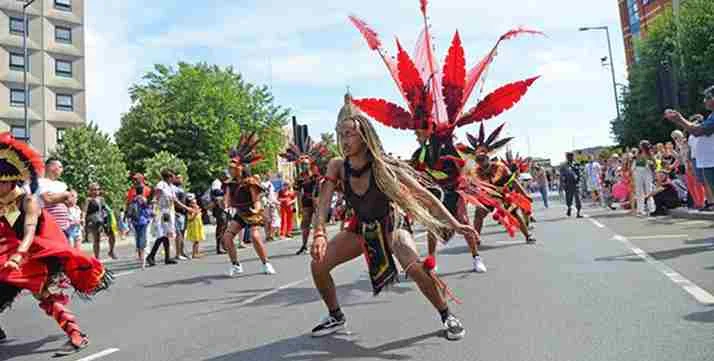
[1,201,713,361]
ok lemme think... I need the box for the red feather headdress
[229,132,263,167]
[0,132,44,193]
[502,149,531,174]
[349,1,542,136]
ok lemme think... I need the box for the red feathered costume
[0,132,111,354]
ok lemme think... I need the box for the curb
[669,208,714,221]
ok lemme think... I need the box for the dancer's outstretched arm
[311,158,342,262]
[401,176,478,240]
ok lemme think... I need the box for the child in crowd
[185,194,205,259]
[66,190,83,249]
[128,194,154,269]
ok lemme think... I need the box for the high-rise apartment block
[0,0,85,157]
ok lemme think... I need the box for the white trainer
[473,256,487,273]
[228,264,243,277]
[262,262,276,275]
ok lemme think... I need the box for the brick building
[618,0,677,68]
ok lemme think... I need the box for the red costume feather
[442,31,466,123]
[351,98,415,129]
[457,76,539,127]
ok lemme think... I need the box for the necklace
[347,160,372,178]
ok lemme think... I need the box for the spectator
[208,171,230,254]
[127,193,153,269]
[664,86,714,211]
[601,155,619,210]
[687,116,714,210]
[278,181,297,239]
[126,173,152,206]
[633,140,656,216]
[672,129,706,209]
[38,158,72,242]
[645,170,681,216]
[66,190,82,250]
[185,194,205,259]
[533,165,549,208]
[173,174,190,260]
[261,175,280,242]
[83,183,117,259]
[585,155,602,204]
[560,152,583,218]
[146,169,182,266]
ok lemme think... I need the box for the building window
[10,126,28,141]
[57,128,66,143]
[9,17,26,35]
[54,0,71,11]
[9,52,26,71]
[55,26,72,43]
[10,89,26,107]
[55,59,72,77]
[56,94,73,111]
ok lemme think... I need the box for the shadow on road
[595,243,714,263]
[438,243,525,256]
[683,309,714,323]
[193,278,400,317]
[202,330,442,361]
[0,335,64,361]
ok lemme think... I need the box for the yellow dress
[185,210,205,242]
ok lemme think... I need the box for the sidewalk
[669,207,714,221]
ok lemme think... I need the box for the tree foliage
[614,1,714,146]
[116,62,290,193]
[50,124,128,207]
[142,151,190,189]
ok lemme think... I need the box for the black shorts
[231,210,264,228]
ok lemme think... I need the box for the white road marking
[235,278,309,307]
[113,271,136,277]
[612,235,714,305]
[584,215,605,228]
[76,348,120,361]
[626,234,689,240]
[674,220,712,226]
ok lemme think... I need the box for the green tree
[678,0,714,113]
[320,132,341,159]
[142,151,190,189]
[116,62,290,193]
[50,124,128,207]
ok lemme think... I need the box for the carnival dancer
[222,133,276,276]
[502,149,537,223]
[459,124,536,243]
[309,95,477,340]
[347,0,539,272]
[280,134,329,255]
[0,132,112,354]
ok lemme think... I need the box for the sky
[86,0,628,164]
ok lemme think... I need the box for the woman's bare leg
[310,231,363,311]
[223,221,243,264]
[250,226,269,263]
[391,230,448,311]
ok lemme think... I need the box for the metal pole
[22,1,35,144]
[604,27,622,124]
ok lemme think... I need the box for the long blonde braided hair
[337,94,449,239]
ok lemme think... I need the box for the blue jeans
[539,185,549,208]
[134,224,148,250]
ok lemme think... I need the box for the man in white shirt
[146,169,188,266]
[39,159,72,242]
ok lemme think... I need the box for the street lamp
[579,26,622,125]
[23,0,36,144]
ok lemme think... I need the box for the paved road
[2,201,713,361]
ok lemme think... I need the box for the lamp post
[579,26,622,125]
[23,0,36,144]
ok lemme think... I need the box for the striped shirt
[38,178,71,230]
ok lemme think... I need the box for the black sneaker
[53,335,89,356]
[165,259,178,265]
[566,208,572,217]
[443,315,466,340]
[0,326,6,342]
[311,315,346,337]
[526,235,537,244]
